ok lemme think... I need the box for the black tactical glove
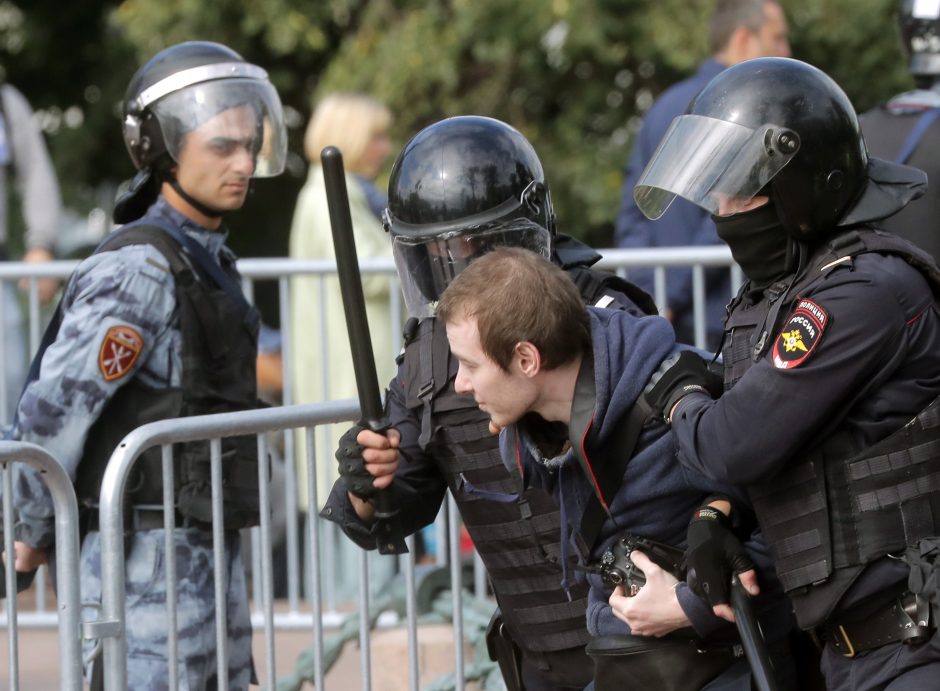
[0,565,36,599]
[643,351,723,423]
[0,522,37,599]
[684,504,754,607]
[335,423,380,501]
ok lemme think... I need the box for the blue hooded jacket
[499,308,792,642]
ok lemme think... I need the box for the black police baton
[320,145,398,520]
[730,575,780,691]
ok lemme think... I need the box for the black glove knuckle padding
[335,424,377,500]
[685,506,754,606]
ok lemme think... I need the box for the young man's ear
[514,341,542,378]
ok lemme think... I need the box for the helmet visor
[633,114,798,219]
[151,77,287,178]
[392,219,551,319]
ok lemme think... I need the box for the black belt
[818,591,934,657]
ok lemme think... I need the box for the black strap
[417,318,436,448]
[567,265,659,317]
[118,218,251,314]
[568,355,651,558]
[8,220,252,435]
[574,405,648,559]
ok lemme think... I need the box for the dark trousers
[521,645,593,691]
[820,628,940,691]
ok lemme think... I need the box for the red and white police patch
[98,325,144,381]
[772,298,828,369]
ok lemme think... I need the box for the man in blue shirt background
[614,0,790,350]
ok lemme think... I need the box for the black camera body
[598,534,686,594]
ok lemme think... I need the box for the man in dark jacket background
[614,0,790,350]
[859,0,940,262]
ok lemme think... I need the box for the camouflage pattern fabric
[12,198,232,547]
[80,529,252,690]
[9,198,253,687]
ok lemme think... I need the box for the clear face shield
[151,77,287,177]
[392,219,552,319]
[633,114,799,219]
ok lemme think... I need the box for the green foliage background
[0,0,915,317]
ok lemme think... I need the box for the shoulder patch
[772,298,828,370]
[98,325,144,381]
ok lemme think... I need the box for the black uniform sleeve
[382,371,451,533]
[320,368,449,553]
[671,254,939,485]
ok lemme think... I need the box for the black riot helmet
[114,41,287,223]
[634,57,925,241]
[900,0,940,79]
[385,115,554,318]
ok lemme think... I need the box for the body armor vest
[75,225,263,530]
[721,227,940,628]
[400,266,650,652]
[403,317,591,652]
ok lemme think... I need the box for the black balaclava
[713,201,797,289]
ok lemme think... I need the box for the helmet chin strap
[167,176,225,219]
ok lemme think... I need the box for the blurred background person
[613,0,790,351]
[288,92,395,599]
[0,81,62,423]
[859,0,940,263]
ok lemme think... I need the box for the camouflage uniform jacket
[12,196,237,548]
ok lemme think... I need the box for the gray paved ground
[1,625,344,690]
[1,618,475,690]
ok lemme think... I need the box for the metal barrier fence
[0,400,471,691]
[0,441,83,690]
[93,400,360,691]
[0,246,738,421]
[0,400,486,691]
[0,247,739,689]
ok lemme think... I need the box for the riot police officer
[635,57,940,689]
[857,0,940,263]
[321,115,656,691]
[8,41,287,688]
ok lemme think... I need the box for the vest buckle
[835,625,857,658]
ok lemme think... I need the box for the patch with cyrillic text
[772,299,827,369]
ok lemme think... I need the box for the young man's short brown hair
[437,247,591,371]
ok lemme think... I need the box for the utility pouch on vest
[586,635,737,691]
[485,610,523,691]
[750,456,833,594]
[176,434,265,529]
[906,537,940,628]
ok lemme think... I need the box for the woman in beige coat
[288,93,396,599]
